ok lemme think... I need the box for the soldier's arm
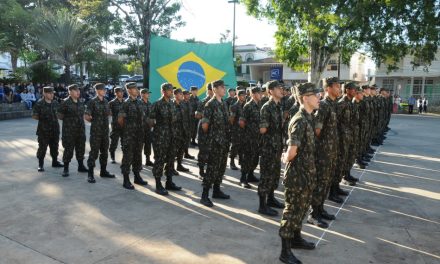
[149,102,156,127]
[118,103,127,127]
[201,103,212,133]
[84,100,93,122]
[259,104,269,134]
[282,118,302,163]
[229,104,236,124]
[314,103,326,138]
[32,103,40,120]
[195,101,203,119]
[239,105,249,129]
[57,101,65,120]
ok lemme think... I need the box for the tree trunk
[308,41,332,87]
[11,51,18,72]
[65,64,71,84]
[79,61,84,85]
[142,30,150,88]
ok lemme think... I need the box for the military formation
[33,77,392,264]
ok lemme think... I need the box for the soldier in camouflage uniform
[239,87,261,188]
[229,89,246,170]
[199,80,231,207]
[259,85,270,108]
[282,86,299,150]
[109,87,125,164]
[182,90,195,160]
[352,85,364,169]
[150,83,181,195]
[57,84,88,177]
[225,87,237,110]
[195,83,214,178]
[279,83,321,264]
[258,81,285,216]
[118,82,148,190]
[189,86,200,146]
[85,83,115,183]
[32,86,63,172]
[308,77,341,229]
[140,88,154,166]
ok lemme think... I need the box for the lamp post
[228,0,239,60]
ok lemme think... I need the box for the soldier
[259,85,270,108]
[225,87,237,110]
[279,83,321,264]
[150,83,181,195]
[84,83,114,183]
[195,83,214,178]
[32,86,63,172]
[118,82,148,190]
[170,89,191,173]
[352,84,365,169]
[258,81,285,216]
[229,89,246,170]
[189,86,200,146]
[199,80,231,207]
[109,87,125,164]
[182,90,195,160]
[307,77,341,229]
[140,88,154,166]
[239,87,262,188]
[57,84,88,177]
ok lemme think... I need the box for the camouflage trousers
[152,138,173,179]
[197,123,209,167]
[120,130,143,174]
[334,134,352,184]
[203,141,229,188]
[62,133,86,164]
[109,125,123,153]
[229,129,244,160]
[36,134,60,160]
[241,138,259,174]
[279,185,314,238]
[165,137,186,173]
[87,133,109,168]
[191,118,198,141]
[143,128,152,157]
[258,147,282,196]
[311,154,337,208]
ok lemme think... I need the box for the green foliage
[124,60,143,75]
[30,62,60,83]
[90,57,124,81]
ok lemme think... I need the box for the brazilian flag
[149,35,237,101]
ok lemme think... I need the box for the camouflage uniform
[119,96,144,175]
[258,98,284,196]
[33,98,60,160]
[240,99,261,175]
[350,98,361,165]
[229,100,245,162]
[58,97,86,164]
[335,95,353,184]
[279,107,317,238]
[196,95,212,168]
[225,96,237,111]
[141,99,153,159]
[189,94,200,143]
[178,99,192,163]
[165,99,187,173]
[359,94,371,158]
[109,97,124,154]
[86,96,111,169]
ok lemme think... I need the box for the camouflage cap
[227,88,236,93]
[183,90,190,95]
[173,88,183,95]
[325,77,343,87]
[68,84,79,91]
[125,82,138,89]
[237,89,246,96]
[212,79,225,88]
[114,86,123,93]
[43,86,54,93]
[251,87,261,94]
[266,80,283,90]
[140,88,151,94]
[94,82,105,90]
[344,82,358,90]
[161,82,173,91]
[296,82,320,96]
[190,86,198,91]
[361,85,371,90]
[379,87,388,92]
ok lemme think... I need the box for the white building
[234,44,272,81]
[374,51,440,102]
[0,53,25,78]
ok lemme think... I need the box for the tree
[242,0,440,86]
[32,9,99,84]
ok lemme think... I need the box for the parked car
[125,75,144,87]
[118,75,130,84]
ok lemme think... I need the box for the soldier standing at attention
[199,80,231,207]
[169,89,190,173]
[189,86,200,146]
[84,83,115,183]
[279,83,320,264]
[259,85,270,108]
[32,86,63,172]
[57,84,88,177]
[109,87,125,164]
[225,87,237,110]
[307,77,341,229]
[140,88,154,167]
[229,89,246,170]
[258,81,285,216]
[239,87,262,188]
[195,83,213,178]
[182,90,195,160]
[118,82,148,190]
[150,83,181,195]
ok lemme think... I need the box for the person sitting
[20,89,35,109]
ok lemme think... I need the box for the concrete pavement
[0,114,439,264]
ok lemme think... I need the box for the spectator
[27,82,35,95]
[393,95,401,113]
[417,97,423,114]
[20,89,36,109]
[4,84,13,103]
[0,83,4,102]
[408,95,416,114]
[423,97,428,113]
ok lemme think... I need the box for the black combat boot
[122,173,134,190]
[38,158,44,172]
[345,173,359,182]
[267,190,284,208]
[171,164,180,176]
[176,163,190,172]
[145,156,154,166]
[239,172,251,188]
[100,164,115,178]
[247,171,259,182]
[355,158,367,169]
[292,230,315,250]
[279,238,302,264]
[258,194,278,216]
[230,158,238,170]
[165,175,182,191]
[77,160,88,173]
[328,186,343,203]
[62,162,69,177]
[110,151,116,164]
[307,207,329,228]
[87,167,96,183]
[336,185,349,196]
[184,151,195,159]
[52,159,63,168]
[133,171,148,186]
[320,205,336,221]
[212,184,230,199]
[155,177,168,195]
[367,147,375,154]
[200,187,213,207]
[198,165,205,179]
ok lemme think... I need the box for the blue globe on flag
[177,61,206,90]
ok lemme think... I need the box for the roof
[242,57,282,66]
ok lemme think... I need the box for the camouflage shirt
[150,97,175,139]
[58,96,85,133]
[314,96,339,157]
[240,99,260,137]
[202,98,230,146]
[195,96,212,117]
[189,95,199,118]
[225,96,238,111]
[337,95,353,137]
[118,96,144,133]
[33,99,60,136]
[141,99,152,130]
[109,98,124,126]
[260,98,284,151]
[85,96,110,135]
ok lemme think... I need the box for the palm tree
[33,9,99,84]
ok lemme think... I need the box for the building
[374,51,440,102]
[0,53,25,78]
[234,44,272,81]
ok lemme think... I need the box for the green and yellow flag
[149,35,236,101]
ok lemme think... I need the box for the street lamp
[228,0,239,60]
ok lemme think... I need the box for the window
[412,79,423,95]
[326,59,338,71]
[382,79,395,91]
[424,79,434,94]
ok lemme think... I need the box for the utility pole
[228,0,239,60]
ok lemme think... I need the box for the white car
[118,75,130,84]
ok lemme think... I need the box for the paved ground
[0,114,439,264]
